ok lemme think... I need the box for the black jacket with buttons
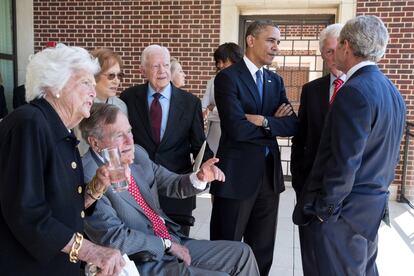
[0,98,85,275]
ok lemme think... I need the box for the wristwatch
[262,117,270,130]
[162,238,172,252]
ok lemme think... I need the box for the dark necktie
[255,70,263,102]
[128,175,171,239]
[330,78,344,105]
[150,93,162,144]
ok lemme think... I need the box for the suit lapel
[320,74,330,116]
[238,61,262,113]
[159,85,184,146]
[347,65,378,82]
[262,69,275,114]
[134,83,156,143]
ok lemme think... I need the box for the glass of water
[100,147,129,192]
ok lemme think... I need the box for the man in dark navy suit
[293,15,406,276]
[291,23,344,276]
[210,21,298,275]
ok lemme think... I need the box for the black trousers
[210,155,279,276]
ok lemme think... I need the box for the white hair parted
[319,23,344,52]
[25,43,100,102]
[140,44,170,67]
[339,15,389,62]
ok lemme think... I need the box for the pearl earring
[55,93,60,99]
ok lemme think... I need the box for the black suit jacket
[211,60,298,199]
[120,82,212,212]
[293,65,406,241]
[291,74,330,195]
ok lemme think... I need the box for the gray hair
[170,57,180,75]
[25,43,100,102]
[140,44,170,67]
[339,15,389,62]
[319,23,343,52]
[79,103,121,142]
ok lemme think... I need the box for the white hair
[319,23,344,52]
[140,44,170,67]
[170,57,181,74]
[339,15,389,62]
[25,43,100,102]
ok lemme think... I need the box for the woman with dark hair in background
[201,43,243,154]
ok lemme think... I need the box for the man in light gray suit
[79,103,259,276]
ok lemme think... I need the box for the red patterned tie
[150,93,162,144]
[330,78,344,105]
[128,175,171,239]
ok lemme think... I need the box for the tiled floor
[190,185,414,276]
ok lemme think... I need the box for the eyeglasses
[102,72,125,80]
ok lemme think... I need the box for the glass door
[0,0,17,115]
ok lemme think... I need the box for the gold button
[78,186,83,194]
[71,162,77,169]
[80,211,85,218]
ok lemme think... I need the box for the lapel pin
[267,80,272,83]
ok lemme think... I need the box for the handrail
[400,121,414,209]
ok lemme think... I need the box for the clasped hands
[245,103,293,126]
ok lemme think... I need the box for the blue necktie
[255,70,263,102]
[256,70,269,156]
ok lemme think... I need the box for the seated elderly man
[79,103,259,276]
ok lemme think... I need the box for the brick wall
[33,0,221,97]
[357,0,414,200]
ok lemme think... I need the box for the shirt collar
[243,56,263,80]
[330,73,346,86]
[31,98,77,143]
[346,61,376,80]
[147,82,172,101]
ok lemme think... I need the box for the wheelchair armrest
[167,214,195,227]
[129,251,156,263]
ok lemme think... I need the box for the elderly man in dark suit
[80,103,259,276]
[120,45,211,236]
[293,15,406,276]
[210,21,298,275]
[290,23,344,276]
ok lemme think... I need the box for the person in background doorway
[13,84,27,109]
[201,42,243,155]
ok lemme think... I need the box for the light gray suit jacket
[82,145,202,261]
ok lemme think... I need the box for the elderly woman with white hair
[0,44,125,275]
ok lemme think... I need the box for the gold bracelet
[69,232,84,263]
[86,186,102,200]
[87,176,104,200]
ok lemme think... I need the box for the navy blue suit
[293,65,405,275]
[210,59,298,275]
[291,74,331,276]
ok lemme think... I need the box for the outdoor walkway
[190,185,414,276]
